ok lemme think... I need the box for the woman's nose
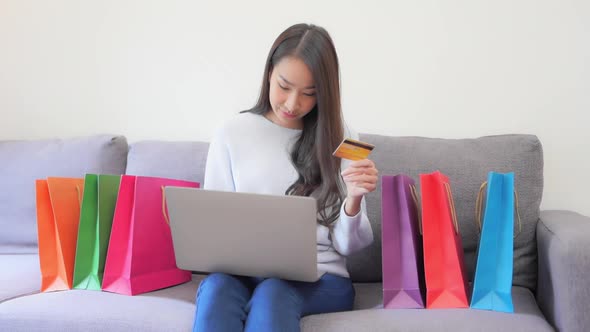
[284,93,299,111]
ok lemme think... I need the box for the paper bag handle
[75,185,82,207]
[475,181,523,238]
[444,182,460,234]
[514,190,523,238]
[409,184,423,235]
[161,186,170,226]
[475,181,487,232]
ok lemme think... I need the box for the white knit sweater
[203,112,374,278]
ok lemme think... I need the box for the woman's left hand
[341,159,378,216]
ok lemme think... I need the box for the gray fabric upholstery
[348,134,543,291]
[352,282,383,310]
[125,141,209,184]
[0,274,205,331]
[0,275,383,330]
[0,254,40,302]
[1,275,553,332]
[537,210,590,332]
[302,285,553,332]
[0,275,377,330]
[0,135,128,253]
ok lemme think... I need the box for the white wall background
[1,0,588,216]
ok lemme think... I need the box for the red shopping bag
[420,171,469,308]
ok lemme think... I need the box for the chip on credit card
[332,138,375,161]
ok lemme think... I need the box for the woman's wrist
[344,195,362,217]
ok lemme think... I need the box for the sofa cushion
[348,134,543,291]
[1,278,551,332]
[0,274,204,332]
[302,285,553,332]
[0,135,128,254]
[125,141,209,183]
[0,254,40,302]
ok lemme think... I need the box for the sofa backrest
[129,134,543,291]
[346,134,543,291]
[0,135,128,254]
[2,134,542,289]
[125,141,209,184]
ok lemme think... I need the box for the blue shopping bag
[470,172,521,313]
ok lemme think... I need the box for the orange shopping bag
[36,177,84,292]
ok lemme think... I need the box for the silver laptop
[165,187,319,282]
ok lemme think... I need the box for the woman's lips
[282,110,297,119]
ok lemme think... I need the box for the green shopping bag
[73,174,121,290]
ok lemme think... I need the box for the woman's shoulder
[213,112,266,139]
[219,111,262,130]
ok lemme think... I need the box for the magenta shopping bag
[381,175,425,309]
[102,175,199,295]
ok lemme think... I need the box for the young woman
[194,23,378,332]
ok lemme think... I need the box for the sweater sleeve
[330,197,374,256]
[203,127,236,192]
[330,124,374,256]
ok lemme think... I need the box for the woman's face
[267,56,317,130]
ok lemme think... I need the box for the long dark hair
[243,23,345,227]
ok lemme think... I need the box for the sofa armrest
[536,210,590,332]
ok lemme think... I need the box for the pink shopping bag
[102,175,199,295]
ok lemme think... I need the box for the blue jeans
[193,273,355,332]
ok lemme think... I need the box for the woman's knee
[198,273,240,296]
[252,278,302,305]
[255,278,289,293]
[194,273,250,331]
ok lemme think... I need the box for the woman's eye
[278,84,289,91]
[304,92,316,97]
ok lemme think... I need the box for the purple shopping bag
[381,175,425,309]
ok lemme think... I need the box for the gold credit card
[332,138,375,161]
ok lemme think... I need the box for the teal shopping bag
[470,172,521,313]
[73,174,121,290]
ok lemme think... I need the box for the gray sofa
[1,134,588,331]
